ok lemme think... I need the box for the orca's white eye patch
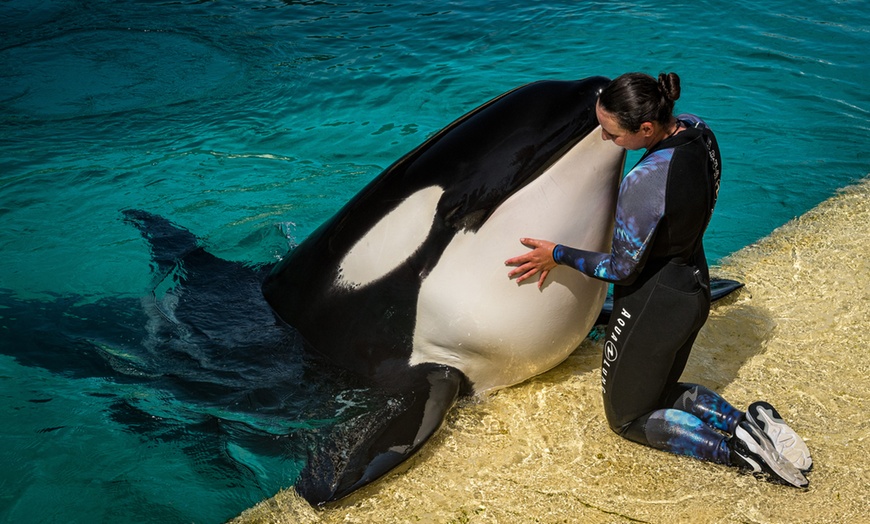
[338,185,443,288]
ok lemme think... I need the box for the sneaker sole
[747,401,812,472]
[734,424,808,488]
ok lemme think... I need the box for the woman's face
[595,102,649,151]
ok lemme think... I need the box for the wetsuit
[553,114,742,465]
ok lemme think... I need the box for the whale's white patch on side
[410,129,625,393]
[338,185,444,288]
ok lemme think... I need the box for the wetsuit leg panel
[601,261,740,464]
[631,409,731,464]
[601,262,709,433]
[664,383,744,434]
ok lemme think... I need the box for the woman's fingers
[507,261,535,279]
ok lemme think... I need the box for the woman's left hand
[505,238,557,288]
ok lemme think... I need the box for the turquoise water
[1,0,868,522]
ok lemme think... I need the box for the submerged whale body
[265,76,630,503]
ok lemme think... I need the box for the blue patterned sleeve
[552,149,671,283]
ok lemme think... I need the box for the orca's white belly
[411,130,625,393]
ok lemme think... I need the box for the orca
[264,76,630,503]
[0,81,743,507]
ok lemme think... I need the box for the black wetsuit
[553,114,742,465]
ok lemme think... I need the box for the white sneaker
[746,401,812,472]
[730,420,809,488]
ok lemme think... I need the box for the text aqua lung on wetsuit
[602,307,632,393]
[706,135,721,213]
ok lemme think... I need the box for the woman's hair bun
[657,72,681,103]
[599,71,681,130]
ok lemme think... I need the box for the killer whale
[0,207,739,509]
[264,76,631,503]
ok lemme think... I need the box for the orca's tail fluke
[122,209,200,275]
[708,277,745,302]
[295,364,466,506]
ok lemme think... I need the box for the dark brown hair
[598,72,681,132]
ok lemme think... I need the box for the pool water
[1,1,867,522]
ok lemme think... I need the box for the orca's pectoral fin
[595,277,745,326]
[295,364,465,506]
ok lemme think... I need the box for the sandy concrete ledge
[231,177,870,524]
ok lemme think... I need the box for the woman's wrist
[552,244,563,265]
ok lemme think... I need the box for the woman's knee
[604,407,652,446]
[603,403,634,436]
